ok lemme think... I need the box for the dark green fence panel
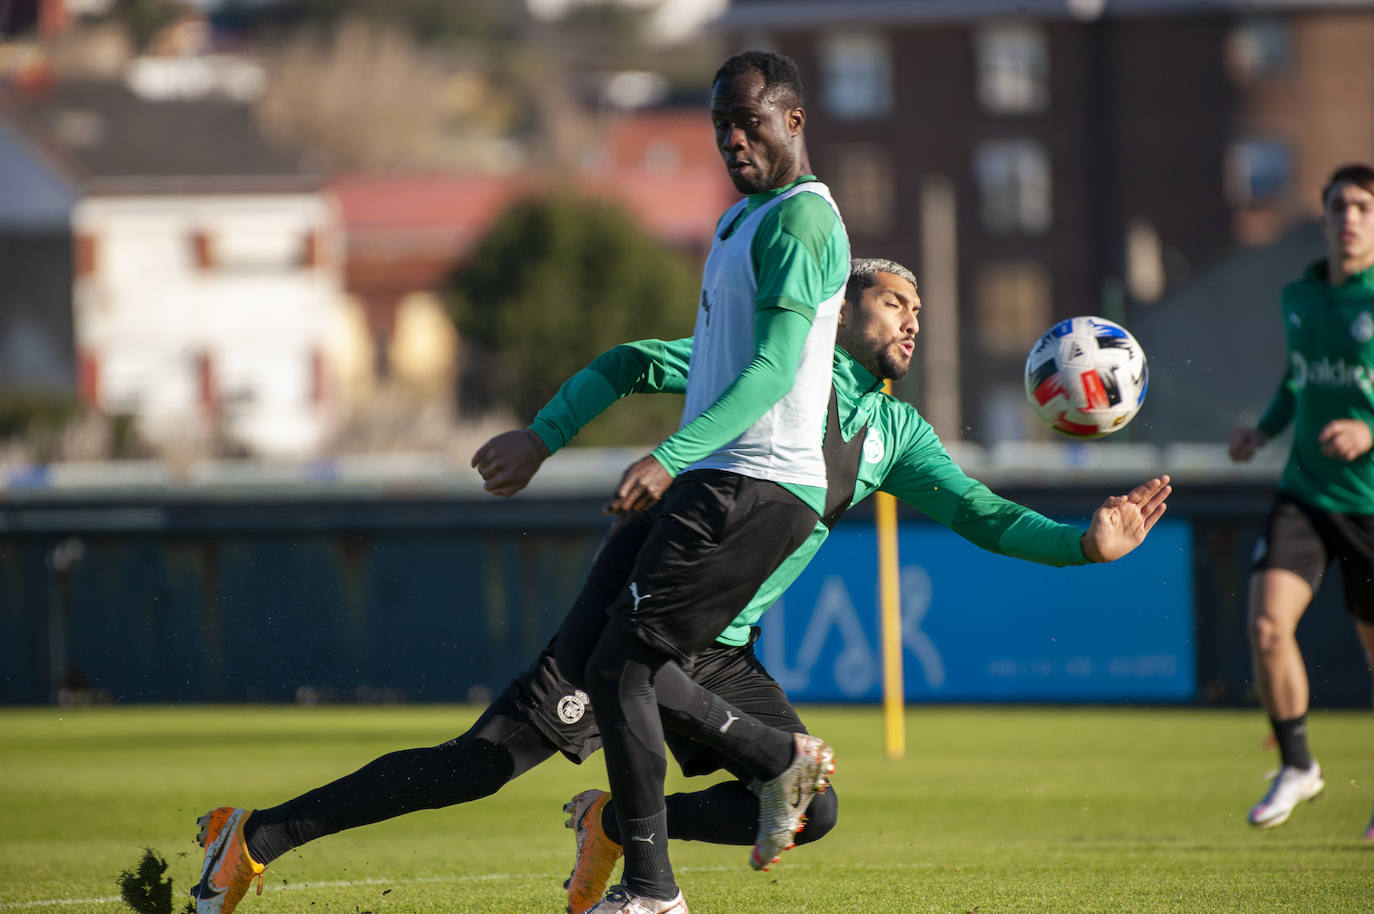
[1,485,1368,706]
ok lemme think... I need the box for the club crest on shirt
[863,429,885,464]
[557,690,590,724]
[1352,311,1374,343]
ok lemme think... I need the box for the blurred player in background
[1229,162,1374,840]
[191,259,1172,914]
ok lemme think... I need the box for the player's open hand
[1318,418,1373,462]
[606,454,672,515]
[1081,474,1171,563]
[1228,426,1267,462]
[471,429,550,497]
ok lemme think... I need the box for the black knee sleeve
[585,622,673,818]
[795,782,838,845]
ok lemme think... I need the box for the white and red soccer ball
[1023,316,1148,439]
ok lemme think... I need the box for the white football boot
[584,886,688,914]
[1248,763,1324,829]
[750,732,835,870]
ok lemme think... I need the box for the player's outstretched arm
[472,338,694,499]
[472,429,551,497]
[1080,474,1172,563]
[1228,426,1268,462]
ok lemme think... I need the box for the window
[1226,17,1291,82]
[49,108,105,148]
[74,233,98,277]
[975,23,1049,114]
[832,144,894,236]
[104,227,190,283]
[207,223,311,271]
[1125,218,1165,303]
[77,349,99,406]
[190,229,214,270]
[301,231,321,269]
[641,139,680,172]
[820,32,893,119]
[1225,137,1291,206]
[974,139,1051,234]
[974,261,1051,356]
[602,70,670,109]
[981,384,1042,444]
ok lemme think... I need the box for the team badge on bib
[863,429,885,464]
[1353,312,1374,343]
[557,690,590,724]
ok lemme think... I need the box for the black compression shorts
[508,631,803,777]
[1253,491,1374,623]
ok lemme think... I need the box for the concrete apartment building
[718,0,1374,444]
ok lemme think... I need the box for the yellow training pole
[876,380,905,760]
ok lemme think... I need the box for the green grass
[0,705,1370,913]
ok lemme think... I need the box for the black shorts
[506,646,601,764]
[1253,492,1374,623]
[507,632,803,776]
[606,470,820,661]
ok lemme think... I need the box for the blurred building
[328,173,526,408]
[718,0,1374,444]
[1128,219,1322,444]
[0,0,79,38]
[0,74,346,457]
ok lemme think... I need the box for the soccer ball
[1023,316,1148,438]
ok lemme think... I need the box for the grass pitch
[0,705,1370,913]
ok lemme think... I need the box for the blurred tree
[221,0,714,174]
[0,394,81,443]
[220,0,526,48]
[0,394,151,462]
[111,0,185,52]
[255,17,522,172]
[448,193,700,446]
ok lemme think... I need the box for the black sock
[606,780,840,847]
[696,693,795,782]
[619,810,676,900]
[243,709,556,865]
[244,742,518,865]
[1270,714,1314,770]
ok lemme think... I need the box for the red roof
[332,173,532,247]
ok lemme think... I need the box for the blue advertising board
[755,519,1195,702]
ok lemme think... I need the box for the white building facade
[72,192,347,456]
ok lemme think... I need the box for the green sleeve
[652,307,811,474]
[528,338,692,455]
[1257,375,1297,438]
[880,417,1089,567]
[751,192,847,317]
[1257,292,1297,437]
[946,484,1090,567]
